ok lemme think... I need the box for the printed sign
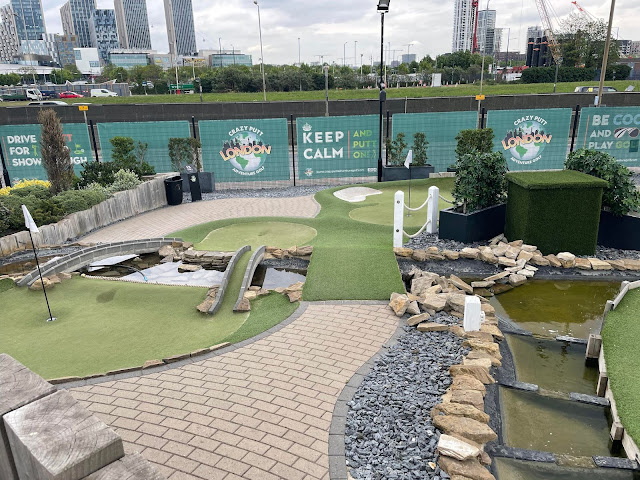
[97,121,190,173]
[486,108,572,170]
[0,123,92,183]
[392,111,478,172]
[576,107,640,167]
[199,119,290,182]
[296,115,378,179]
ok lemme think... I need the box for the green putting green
[602,287,640,445]
[172,178,456,301]
[197,222,317,251]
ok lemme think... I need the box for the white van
[90,88,118,97]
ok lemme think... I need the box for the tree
[38,109,73,194]
[0,73,21,85]
[412,132,429,166]
[110,137,137,166]
[557,14,620,68]
[62,64,82,80]
[50,68,75,84]
[168,138,202,171]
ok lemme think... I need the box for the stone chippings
[182,184,331,203]
[345,314,466,480]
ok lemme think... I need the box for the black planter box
[598,210,640,250]
[181,172,215,193]
[382,165,435,181]
[439,203,507,243]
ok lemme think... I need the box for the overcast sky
[41,0,637,65]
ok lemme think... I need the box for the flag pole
[407,164,412,217]
[28,230,55,322]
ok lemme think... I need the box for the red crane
[472,0,480,53]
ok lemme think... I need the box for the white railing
[393,186,455,247]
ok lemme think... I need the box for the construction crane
[534,0,562,64]
[472,0,480,53]
[571,1,597,21]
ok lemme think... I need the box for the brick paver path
[81,196,320,243]
[70,303,398,480]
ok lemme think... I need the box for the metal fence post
[290,115,296,186]
[570,105,581,153]
[88,120,99,163]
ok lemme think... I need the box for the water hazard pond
[490,280,620,339]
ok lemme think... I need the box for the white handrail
[393,186,441,247]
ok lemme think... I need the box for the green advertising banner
[199,119,290,182]
[0,123,92,184]
[576,107,640,167]
[296,115,378,179]
[97,121,190,173]
[486,108,572,170]
[392,111,478,172]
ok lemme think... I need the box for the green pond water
[494,458,640,480]
[490,280,620,339]
[506,334,598,395]
[501,387,615,457]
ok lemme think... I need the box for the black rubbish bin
[164,175,183,205]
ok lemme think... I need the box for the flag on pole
[22,204,39,234]
[404,149,413,169]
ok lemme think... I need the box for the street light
[377,0,390,182]
[253,0,267,101]
[596,0,616,107]
[167,0,180,94]
[13,12,37,85]
[476,0,490,128]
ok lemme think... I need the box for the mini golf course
[0,177,453,378]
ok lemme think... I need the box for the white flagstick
[404,150,413,217]
[22,205,55,322]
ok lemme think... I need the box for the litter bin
[184,165,202,202]
[164,175,183,205]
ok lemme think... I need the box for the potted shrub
[439,150,508,243]
[168,137,214,193]
[565,149,640,250]
[382,132,435,181]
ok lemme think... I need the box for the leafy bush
[0,179,51,196]
[453,151,508,213]
[455,128,494,161]
[0,194,63,232]
[168,138,202,172]
[77,161,118,188]
[412,132,429,166]
[83,183,111,203]
[8,184,52,200]
[110,137,137,166]
[565,149,640,216]
[39,109,73,194]
[386,133,407,166]
[107,169,141,193]
[53,190,90,213]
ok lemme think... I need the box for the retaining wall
[0,175,171,258]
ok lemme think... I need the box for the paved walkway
[81,196,321,243]
[69,303,398,480]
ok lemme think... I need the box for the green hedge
[505,171,608,255]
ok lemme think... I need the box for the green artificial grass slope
[172,178,455,301]
[602,288,640,443]
[198,222,317,251]
[506,170,608,190]
[0,277,247,379]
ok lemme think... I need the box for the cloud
[39,0,638,65]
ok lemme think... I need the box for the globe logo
[219,131,272,175]
[501,120,553,165]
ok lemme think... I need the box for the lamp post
[354,40,357,69]
[596,0,616,107]
[377,0,390,183]
[13,12,37,85]
[298,37,302,91]
[343,42,347,66]
[218,37,223,67]
[476,0,490,128]
[167,0,180,94]
[253,0,267,101]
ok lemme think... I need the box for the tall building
[60,0,97,48]
[89,9,119,64]
[452,0,476,52]
[54,33,78,66]
[209,50,252,67]
[10,0,46,41]
[401,53,417,64]
[493,27,504,56]
[114,0,151,50]
[632,41,640,57]
[477,9,496,55]
[0,5,19,62]
[164,0,196,56]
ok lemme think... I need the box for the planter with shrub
[382,132,434,181]
[565,149,640,250]
[439,128,507,242]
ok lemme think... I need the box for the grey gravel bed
[346,312,466,480]
[0,246,80,268]
[405,232,640,260]
[182,185,331,203]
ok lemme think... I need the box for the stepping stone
[0,354,58,480]
[3,390,124,480]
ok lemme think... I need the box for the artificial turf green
[197,222,317,252]
[602,287,640,444]
[172,178,455,301]
[0,277,15,293]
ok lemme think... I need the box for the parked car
[0,88,42,101]
[59,91,84,98]
[574,86,617,93]
[39,90,58,99]
[28,100,68,106]
[90,88,118,97]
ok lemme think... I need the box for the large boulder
[389,293,410,316]
[420,294,448,312]
[449,275,473,294]
[450,365,495,385]
[438,456,496,480]
[437,434,481,462]
[432,415,498,444]
[451,375,487,394]
[431,402,490,424]
[447,294,467,313]
[459,248,480,260]
[557,252,576,268]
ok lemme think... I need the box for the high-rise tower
[114,0,151,50]
[164,0,196,56]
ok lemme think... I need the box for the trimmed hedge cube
[505,170,608,255]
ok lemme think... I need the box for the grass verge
[602,288,640,443]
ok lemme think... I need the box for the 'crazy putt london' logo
[501,115,553,165]
[219,126,272,176]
